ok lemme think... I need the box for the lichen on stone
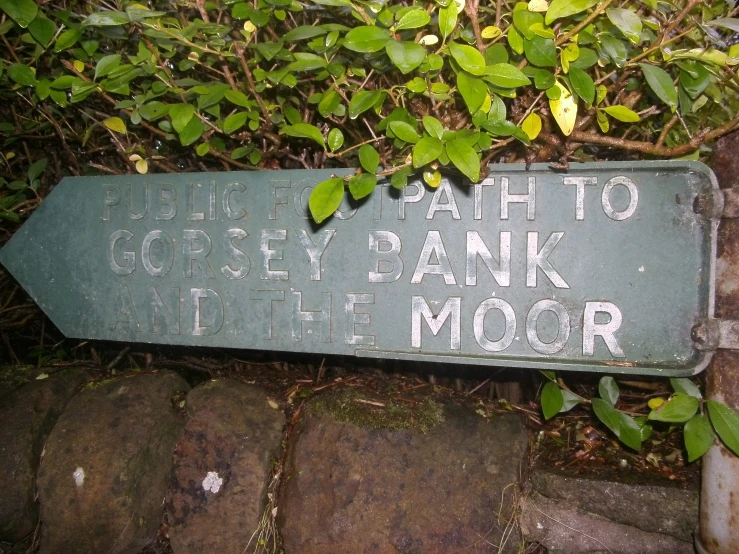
[310,387,444,433]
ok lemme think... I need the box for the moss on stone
[0,365,35,390]
[310,388,444,433]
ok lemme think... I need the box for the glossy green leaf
[457,71,487,113]
[482,119,518,136]
[592,399,642,450]
[385,40,426,74]
[670,378,702,399]
[225,90,252,108]
[545,0,598,25]
[170,103,195,133]
[601,105,640,122]
[649,393,699,423]
[561,389,581,412]
[28,16,56,47]
[530,68,555,89]
[27,158,48,183]
[178,116,203,146]
[445,139,480,182]
[423,115,444,139]
[448,42,485,76]
[640,63,678,110]
[7,63,36,86]
[288,53,327,72]
[50,75,77,89]
[708,400,739,456]
[513,9,544,40]
[95,54,121,80]
[358,144,380,174]
[318,89,341,117]
[438,5,457,40]
[348,173,377,200]
[592,398,621,439]
[407,77,427,93]
[0,0,38,27]
[282,123,326,149]
[568,67,595,105]
[598,376,619,406]
[524,36,556,67]
[343,26,391,53]
[395,9,431,31]
[283,25,327,41]
[617,412,643,451]
[706,18,739,33]
[684,414,715,462]
[283,105,302,125]
[81,11,131,27]
[309,177,344,223]
[600,35,627,67]
[103,116,126,134]
[507,26,524,55]
[485,63,531,88]
[328,128,344,152]
[138,101,169,121]
[388,120,420,143]
[679,61,711,99]
[256,41,284,61]
[54,29,81,52]
[222,111,248,134]
[35,79,50,100]
[349,90,385,119]
[390,166,412,190]
[570,47,599,69]
[412,136,443,167]
[541,381,563,420]
[606,8,642,43]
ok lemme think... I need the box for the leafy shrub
[1,0,739,222]
[541,372,739,462]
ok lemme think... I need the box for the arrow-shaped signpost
[0,161,719,376]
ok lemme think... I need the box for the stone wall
[0,369,698,554]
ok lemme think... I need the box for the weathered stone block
[166,379,285,554]
[0,368,88,542]
[279,401,528,554]
[530,467,698,542]
[36,371,189,554]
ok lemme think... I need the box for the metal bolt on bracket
[692,318,739,351]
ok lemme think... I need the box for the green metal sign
[0,161,719,375]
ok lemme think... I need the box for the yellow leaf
[452,0,465,14]
[480,92,492,113]
[522,112,542,140]
[73,60,85,73]
[268,399,279,409]
[103,116,127,134]
[423,169,442,188]
[528,0,548,11]
[243,20,256,33]
[648,397,665,410]
[481,26,501,39]
[135,159,148,174]
[549,82,577,136]
[5,151,15,160]
[561,43,579,74]
[419,34,439,45]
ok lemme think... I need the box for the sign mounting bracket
[692,319,739,351]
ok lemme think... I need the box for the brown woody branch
[570,111,739,156]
